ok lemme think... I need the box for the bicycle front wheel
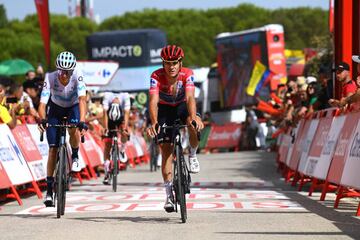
[57,145,67,218]
[112,144,119,192]
[175,145,187,223]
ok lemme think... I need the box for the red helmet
[161,45,184,61]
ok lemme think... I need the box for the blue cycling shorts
[46,100,80,147]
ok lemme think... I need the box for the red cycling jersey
[149,67,195,106]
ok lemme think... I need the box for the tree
[0,4,7,28]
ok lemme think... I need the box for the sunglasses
[58,69,74,76]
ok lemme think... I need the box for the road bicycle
[103,129,129,192]
[40,117,84,218]
[158,120,198,223]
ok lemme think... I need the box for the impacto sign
[86,29,167,68]
[77,61,119,86]
[92,45,143,58]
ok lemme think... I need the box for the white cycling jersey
[102,92,131,111]
[40,69,86,108]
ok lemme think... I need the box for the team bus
[215,24,287,109]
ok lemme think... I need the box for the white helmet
[56,51,76,70]
[108,103,122,121]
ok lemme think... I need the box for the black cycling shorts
[157,102,189,143]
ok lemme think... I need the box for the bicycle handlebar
[40,124,85,143]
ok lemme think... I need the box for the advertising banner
[27,124,49,164]
[77,61,119,86]
[0,124,33,185]
[327,112,359,184]
[298,119,319,173]
[340,117,360,189]
[11,125,45,180]
[306,115,345,179]
[285,122,303,166]
[277,131,292,164]
[206,124,241,149]
[288,119,311,170]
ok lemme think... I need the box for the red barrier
[79,132,103,178]
[205,123,241,151]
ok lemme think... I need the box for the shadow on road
[229,151,360,239]
[68,216,178,224]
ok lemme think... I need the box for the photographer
[0,83,18,129]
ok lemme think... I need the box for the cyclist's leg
[119,120,128,163]
[44,101,61,205]
[158,104,176,212]
[67,104,81,172]
[178,102,200,173]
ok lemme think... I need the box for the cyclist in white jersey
[38,51,88,207]
[101,91,131,185]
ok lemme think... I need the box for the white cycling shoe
[164,195,175,213]
[43,192,54,207]
[71,157,82,172]
[189,156,200,174]
[119,151,128,163]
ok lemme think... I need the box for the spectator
[9,83,39,119]
[36,64,44,79]
[316,66,333,110]
[23,80,40,110]
[202,111,213,126]
[336,56,360,107]
[329,62,357,107]
[0,83,17,129]
[25,70,36,81]
[306,76,319,113]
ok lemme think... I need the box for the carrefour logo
[92,45,143,58]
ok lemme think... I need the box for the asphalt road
[1,151,360,240]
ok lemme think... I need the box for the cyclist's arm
[38,102,46,120]
[78,96,87,122]
[149,93,159,125]
[39,73,50,120]
[185,88,197,121]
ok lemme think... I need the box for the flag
[255,69,275,95]
[34,0,50,68]
[246,61,266,96]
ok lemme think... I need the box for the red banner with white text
[206,124,242,149]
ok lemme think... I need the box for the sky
[1,0,328,22]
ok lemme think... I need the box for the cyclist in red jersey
[147,45,204,212]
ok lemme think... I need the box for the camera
[6,97,18,104]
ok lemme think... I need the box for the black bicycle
[158,120,196,223]
[40,117,84,218]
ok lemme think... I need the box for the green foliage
[0,3,329,70]
[0,4,7,28]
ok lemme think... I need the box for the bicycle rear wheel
[175,145,187,223]
[112,144,119,192]
[56,145,67,218]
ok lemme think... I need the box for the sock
[71,147,79,159]
[189,146,198,157]
[164,181,173,197]
[46,176,54,194]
